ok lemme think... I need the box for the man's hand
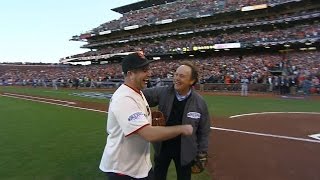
[180,124,193,136]
[191,152,208,174]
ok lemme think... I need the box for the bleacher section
[4,0,319,94]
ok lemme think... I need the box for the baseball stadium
[1,0,320,179]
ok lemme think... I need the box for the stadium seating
[2,0,319,94]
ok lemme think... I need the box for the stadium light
[178,31,194,35]
[124,25,139,30]
[241,4,267,11]
[99,30,111,35]
[305,42,312,45]
[118,40,129,43]
[153,57,161,60]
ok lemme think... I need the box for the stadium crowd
[69,21,319,59]
[3,0,319,94]
[92,0,295,32]
[86,8,320,46]
[63,0,320,62]
[109,23,319,55]
[1,51,319,94]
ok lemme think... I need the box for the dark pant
[106,169,154,180]
[153,147,191,180]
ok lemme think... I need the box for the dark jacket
[143,86,211,165]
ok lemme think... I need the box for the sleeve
[111,96,150,136]
[197,100,211,152]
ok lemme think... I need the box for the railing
[1,80,319,95]
[195,83,269,92]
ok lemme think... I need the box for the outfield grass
[0,95,107,180]
[0,86,110,103]
[1,86,319,179]
[203,95,320,117]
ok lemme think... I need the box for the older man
[143,62,211,180]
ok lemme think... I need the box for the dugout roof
[112,0,178,14]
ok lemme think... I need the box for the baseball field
[1,86,320,180]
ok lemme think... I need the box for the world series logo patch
[128,112,145,122]
[187,112,201,119]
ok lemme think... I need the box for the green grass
[0,95,107,180]
[1,86,319,179]
[0,86,110,103]
[203,95,320,117]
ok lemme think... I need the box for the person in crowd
[52,79,58,90]
[241,75,249,96]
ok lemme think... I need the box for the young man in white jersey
[99,52,193,180]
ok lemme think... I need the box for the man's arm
[142,87,164,107]
[137,124,193,142]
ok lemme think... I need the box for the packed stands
[2,51,320,94]
[65,0,319,62]
[87,0,296,33]
[5,0,319,94]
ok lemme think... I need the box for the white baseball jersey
[99,84,152,178]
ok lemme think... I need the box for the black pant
[106,169,154,180]
[153,145,191,180]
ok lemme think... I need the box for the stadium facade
[62,0,319,69]
[1,0,319,94]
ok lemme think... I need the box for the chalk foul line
[3,92,76,104]
[211,127,320,144]
[230,112,320,118]
[1,94,106,114]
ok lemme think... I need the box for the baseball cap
[122,52,154,74]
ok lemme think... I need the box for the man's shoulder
[144,85,172,93]
[112,86,141,101]
[191,90,206,102]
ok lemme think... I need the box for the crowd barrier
[1,79,319,94]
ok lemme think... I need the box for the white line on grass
[211,127,320,144]
[230,112,320,118]
[1,94,106,113]
[4,93,76,105]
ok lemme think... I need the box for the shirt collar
[175,89,191,101]
[124,84,142,97]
